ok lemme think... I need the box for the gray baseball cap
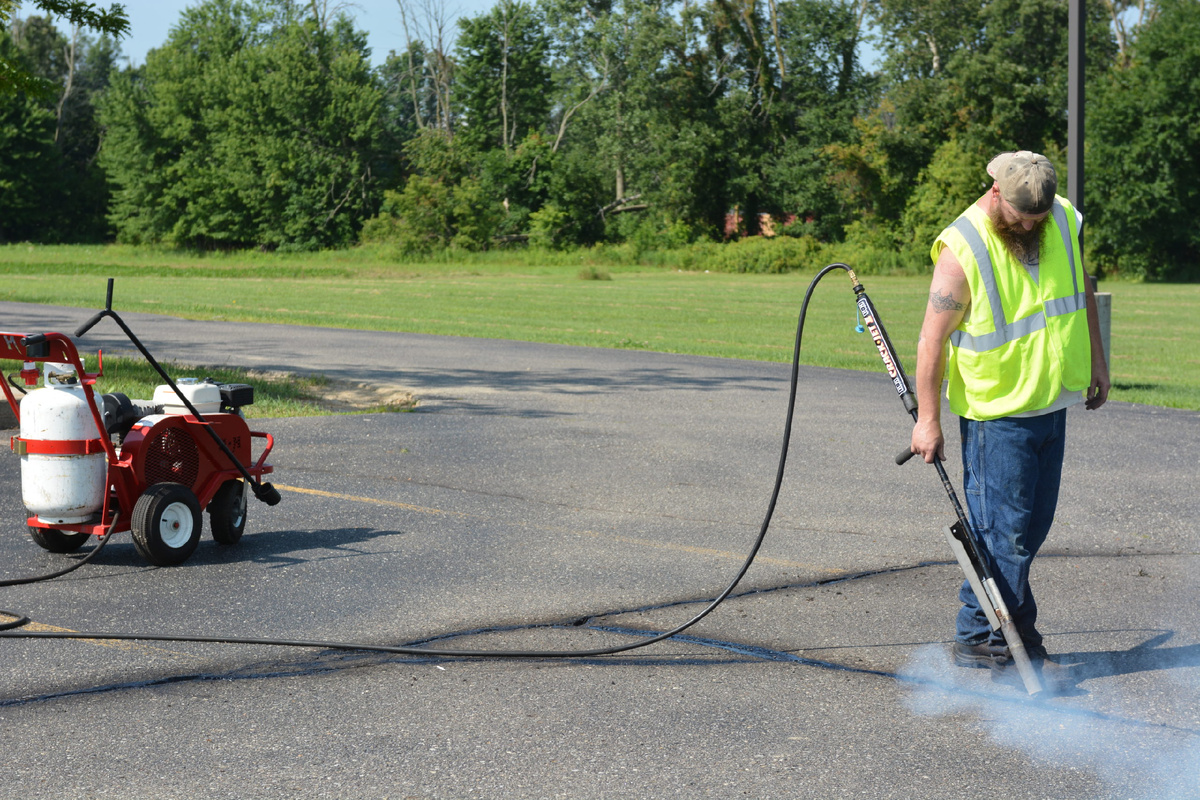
[987,151,1057,215]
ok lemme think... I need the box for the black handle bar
[74,278,115,338]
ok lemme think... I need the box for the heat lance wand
[845,268,1044,697]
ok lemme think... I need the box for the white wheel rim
[159,501,194,549]
[233,486,247,527]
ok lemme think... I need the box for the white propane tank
[19,363,107,525]
[154,378,222,416]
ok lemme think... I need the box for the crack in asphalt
[5,619,1197,738]
[7,558,1199,741]
[0,565,927,707]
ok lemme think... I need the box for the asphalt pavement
[0,298,1197,799]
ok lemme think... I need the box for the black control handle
[74,279,115,338]
[74,311,108,338]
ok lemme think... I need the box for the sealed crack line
[0,564,951,708]
[0,651,444,709]
[6,621,1199,740]
[0,564,936,666]
[393,564,936,652]
[9,560,1196,740]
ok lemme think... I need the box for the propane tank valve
[44,362,78,385]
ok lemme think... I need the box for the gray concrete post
[1096,292,1112,369]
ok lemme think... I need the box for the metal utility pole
[1068,0,1085,216]
[1068,0,1110,365]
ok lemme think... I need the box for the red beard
[988,203,1047,262]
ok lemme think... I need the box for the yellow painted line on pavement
[572,530,845,576]
[2,617,205,662]
[277,484,842,576]
[275,484,463,517]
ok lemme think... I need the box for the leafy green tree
[387,0,457,134]
[539,0,665,223]
[99,0,386,250]
[1088,0,1200,280]
[537,140,609,245]
[616,0,726,237]
[378,41,440,143]
[850,0,1116,254]
[450,1,554,238]
[0,17,117,242]
[360,128,501,251]
[701,0,870,239]
[501,0,870,246]
[455,0,551,153]
[765,0,872,240]
[538,0,615,155]
[0,0,128,96]
[0,80,60,241]
[535,0,725,241]
[897,136,992,253]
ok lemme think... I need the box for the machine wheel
[208,480,247,545]
[27,526,90,554]
[131,483,202,566]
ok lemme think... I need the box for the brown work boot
[952,640,1012,669]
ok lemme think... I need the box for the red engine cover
[122,413,253,501]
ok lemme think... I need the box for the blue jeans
[956,409,1067,648]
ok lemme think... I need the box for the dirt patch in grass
[204,368,419,415]
[285,373,417,414]
[0,371,417,429]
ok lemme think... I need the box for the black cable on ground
[0,516,119,630]
[0,264,857,659]
[0,514,119,589]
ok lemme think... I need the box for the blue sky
[89,0,497,66]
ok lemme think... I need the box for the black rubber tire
[208,480,247,545]
[131,483,202,567]
[27,526,90,554]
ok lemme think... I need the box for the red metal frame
[3,330,274,538]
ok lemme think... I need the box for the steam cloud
[900,643,1200,799]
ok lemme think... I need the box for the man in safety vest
[909,151,1110,671]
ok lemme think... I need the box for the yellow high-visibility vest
[932,196,1092,421]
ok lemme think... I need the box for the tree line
[1,0,1197,279]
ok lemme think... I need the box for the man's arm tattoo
[929,288,964,313]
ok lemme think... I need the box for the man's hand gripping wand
[845,269,1044,696]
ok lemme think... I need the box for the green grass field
[2,244,1196,411]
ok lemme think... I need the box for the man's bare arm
[912,246,970,462]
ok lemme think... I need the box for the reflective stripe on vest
[949,198,1087,353]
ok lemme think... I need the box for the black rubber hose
[0,514,119,589]
[0,516,119,631]
[0,264,855,659]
